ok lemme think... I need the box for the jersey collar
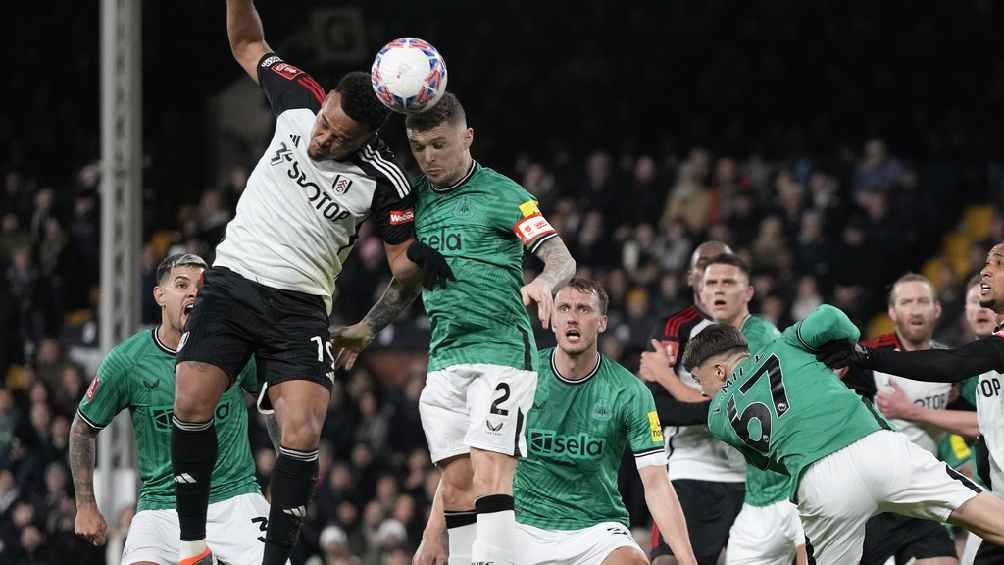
[551,349,602,385]
[430,160,478,192]
[151,327,177,356]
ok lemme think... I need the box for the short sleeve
[784,304,861,352]
[507,187,558,254]
[257,53,325,116]
[625,384,666,469]
[76,349,132,430]
[359,144,416,245]
[237,358,260,395]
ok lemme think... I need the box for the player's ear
[153,285,166,308]
[463,127,473,150]
[933,301,942,320]
[598,314,608,334]
[887,305,897,323]
[744,284,754,302]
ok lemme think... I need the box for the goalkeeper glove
[406,241,456,290]
[815,340,873,369]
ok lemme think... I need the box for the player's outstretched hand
[639,339,676,384]
[406,241,456,290]
[74,503,108,546]
[815,340,870,369]
[521,279,554,329]
[330,322,375,370]
[876,381,917,420]
[413,534,448,565]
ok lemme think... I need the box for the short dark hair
[336,71,390,131]
[705,253,750,278]
[887,273,936,306]
[966,274,982,292]
[558,277,610,314]
[156,252,207,284]
[404,92,466,132]
[681,323,748,372]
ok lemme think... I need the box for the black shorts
[975,538,1004,565]
[650,479,744,564]
[859,512,956,565]
[177,267,333,410]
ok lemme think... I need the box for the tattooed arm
[521,236,577,329]
[69,415,108,545]
[330,278,422,370]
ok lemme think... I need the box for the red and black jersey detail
[647,304,713,427]
[351,140,415,245]
[257,53,325,116]
[864,332,903,351]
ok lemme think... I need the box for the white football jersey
[872,341,952,456]
[974,369,1004,495]
[214,54,414,314]
[659,312,746,483]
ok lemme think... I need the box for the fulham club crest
[332,175,353,194]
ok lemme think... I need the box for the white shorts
[515,521,644,565]
[121,492,286,565]
[796,430,981,565]
[420,363,537,463]
[726,500,804,565]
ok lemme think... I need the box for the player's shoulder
[475,165,532,198]
[599,355,648,392]
[110,329,163,360]
[742,315,781,340]
[354,138,411,198]
[863,332,901,350]
[658,304,705,338]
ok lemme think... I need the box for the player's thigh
[438,453,476,510]
[797,441,879,565]
[176,267,258,390]
[420,367,475,465]
[515,522,643,565]
[205,492,287,565]
[254,287,332,420]
[121,508,179,565]
[726,503,798,565]
[651,479,743,565]
[870,430,982,523]
[464,364,537,459]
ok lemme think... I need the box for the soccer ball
[371,37,448,114]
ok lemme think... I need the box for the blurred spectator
[661,162,711,234]
[853,138,904,200]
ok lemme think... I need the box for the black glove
[406,240,456,290]
[815,339,872,369]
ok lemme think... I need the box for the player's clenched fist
[521,279,555,329]
[639,338,676,384]
[413,535,448,565]
[74,503,108,546]
[330,322,375,370]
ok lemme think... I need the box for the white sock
[179,539,207,559]
[445,509,477,565]
[471,495,515,565]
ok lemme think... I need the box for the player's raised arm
[787,303,861,351]
[818,337,1002,384]
[226,0,272,82]
[522,236,576,329]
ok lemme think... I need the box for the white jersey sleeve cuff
[633,447,666,470]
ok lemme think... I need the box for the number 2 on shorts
[490,382,511,416]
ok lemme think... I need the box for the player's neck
[895,330,930,352]
[726,310,751,330]
[157,323,181,352]
[553,347,600,381]
[436,155,475,189]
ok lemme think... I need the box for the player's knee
[174,361,227,421]
[441,475,475,509]
[470,450,516,497]
[601,546,649,565]
[276,409,324,450]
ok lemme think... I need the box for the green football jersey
[738,315,790,507]
[413,162,556,372]
[514,348,665,530]
[76,329,260,511]
[708,304,889,502]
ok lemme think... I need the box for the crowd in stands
[2,129,994,563]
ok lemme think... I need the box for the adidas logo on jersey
[283,505,306,518]
[175,473,197,484]
[289,133,300,147]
